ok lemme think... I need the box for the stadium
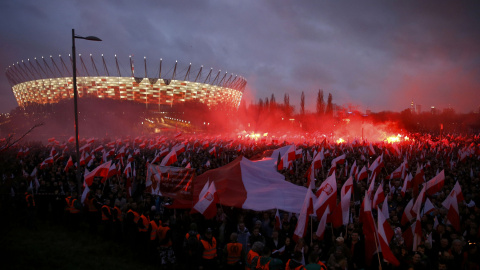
[5,54,246,110]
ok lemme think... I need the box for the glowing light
[336,138,345,144]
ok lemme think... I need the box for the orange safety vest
[70,198,80,214]
[127,209,140,223]
[201,237,217,259]
[285,259,306,270]
[246,250,259,270]
[84,197,98,212]
[158,225,172,247]
[256,257,271,270]
[113,206,122,222]
[150,221,158,241]
[226,242,242,265]
[25,194,35,207]
[101,205,111,221]
[186,232,200,240]
[138,214,149,232]
[65,196,72,213]
[317,260,327,270]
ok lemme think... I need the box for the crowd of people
[1,131,480,270]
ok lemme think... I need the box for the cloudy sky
[1,0,479,114]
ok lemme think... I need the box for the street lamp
[72,29,101,193]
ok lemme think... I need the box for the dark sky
[1,0,479,114]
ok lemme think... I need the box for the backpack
[185,231,200,256]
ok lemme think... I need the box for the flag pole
[372,222,383,270]
[310,216,313,246]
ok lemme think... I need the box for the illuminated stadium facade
[5,54,246,110]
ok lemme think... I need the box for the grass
[0,212,160,270]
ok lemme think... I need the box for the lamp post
[72,29,101,193]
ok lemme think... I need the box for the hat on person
[206,228,213,234]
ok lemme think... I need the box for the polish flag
[377,210,400,266]
[40,156,54,169]
[314,173,337,220]
[174,144,186,155]
[306,163,316,189]
[372,182,385,208]
[442,190,460,232]
[451,181,464,202]
[368,154,383,176]
[174,131,182,138]
[387,161,405,180]
[49,147,57,157]
[277,144,296,171]
[357,166,368,182]
[275,209,282,231]
[401,173,413,197]
[293,189,316,242]
[361,192,377,266]
[193,181,218,219]
[312,149,324,169]
[368,143,376,156]
[401,198,415,225]
[349,160,357,179]
[413,211,422,251]
[160,150,177,166]
[106,162,119,179]
[331,154,346,165]
[208,147,217,158]
[425,170,445,196]
[84,160,112,186]
[68,136,75,143]
[332,176,353,228]
[93,145,104,153]
[64,156,74,172]
[412,185,426,216]
[411,165,425,197]
[422,198,436,217]
[124,162,132,178]
[315,206,330,240]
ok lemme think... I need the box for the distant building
[6,54,246,111]
[415,104,422,114]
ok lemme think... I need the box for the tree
[316,89,325,115]
[270,93,276,111]
[300,91,305,115]
[284,93,291,117]
[326,92,333,117]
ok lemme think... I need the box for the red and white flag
[377,209,400,266]
[277,144,296,171]
[442,190,460,231]
[368,143,375,156]
[275,209,282,231]
[401,198,415,225]
[357,166,368,182]
[160,150,177,166]
[361,192,377,266]
[312,149,324,169]
[315,205,330,240]
[401,173,413,197]
[425,170,445,196]
[64,156,74,172]
[293,189,316,242]
[40,156,54,169]
[332,176,353,228]
[314,173,337,220]
[372,182,385,208]
[193,180,218,219]
[451,181,464,202]
[84,161,112,186]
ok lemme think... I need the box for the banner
[146,164,195,203]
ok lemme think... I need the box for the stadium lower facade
[5,55,246,110]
